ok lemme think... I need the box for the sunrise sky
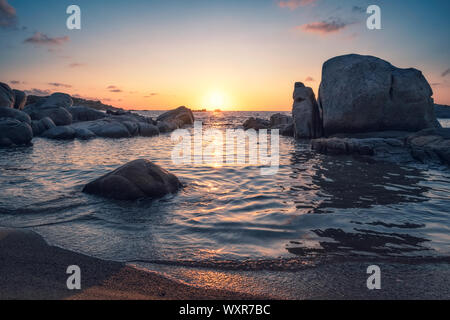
[1,0,449,110]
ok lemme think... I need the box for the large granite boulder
[41,93,73,109]
[138,123,159,137]
[24,104,73,126]
[0,83,15,108]
[0,107,31,124]
[292,82,323,139]
[0,118,33,147]
[24,93,74,126]
[318,54,439,136]
[82,159,181,200]
[31,117,56,136]
[157,106,194,128]
[13,90,27,110]
[68,106,106,122]
[243,117,270,130]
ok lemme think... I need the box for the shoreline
[0,228,266,300]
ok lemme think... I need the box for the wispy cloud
[442,68,450,77]
[10,80,23,85]
[48,82,72,88]
[24,32,69,46]
[69,63,84,68]
[144,93,159,98]
[296,19,352,35]
[24,88,51,96]
[304,76,315,82]
[107,85,123,93]
[278,0,317,10]
[0,0,17,28]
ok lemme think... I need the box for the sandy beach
[0,228,263,300]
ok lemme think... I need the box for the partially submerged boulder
[243,117,270,130]
[82,159,181,200]
[292,82,323,139]
[0,118,33,147]
[318,54,439,135]
[138,122,159,137]
[157,106,194,128]
[42,126,76,140]
[407,128,450,164]
[0,83,14,108]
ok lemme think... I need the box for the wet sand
[0,228,264,300]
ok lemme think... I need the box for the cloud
[24,88,51,96]
[144,93,159,98]
[304,76,315,82]
[0,0,17,28]
[10,80,22,85]
[48,82,72,88]
[69,63,84,68]
[24,32,69,46]
[278,0,317,10]
[442,68,450,77]
[107,85,123,93]
[296,19,352,35]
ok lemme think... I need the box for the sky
[0,0,449,111]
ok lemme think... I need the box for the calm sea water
[0,112,449,273]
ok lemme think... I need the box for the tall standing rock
[292,82,323,139]
[318,54,439,136]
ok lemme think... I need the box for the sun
[204,91,228,110]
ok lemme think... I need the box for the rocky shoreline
[0,85,194,146]
[242,54,450,167]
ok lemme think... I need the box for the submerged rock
[0,83,15,108]
[82,159,181,200]
[318,54,439,135]
[292,82,323,139]
[0,118,33,147]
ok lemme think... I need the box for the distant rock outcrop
[82,159,181,200]
[435,104,450,119]
[318,54,439,135]
[243,117,270,130]
[292,82,322,139]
